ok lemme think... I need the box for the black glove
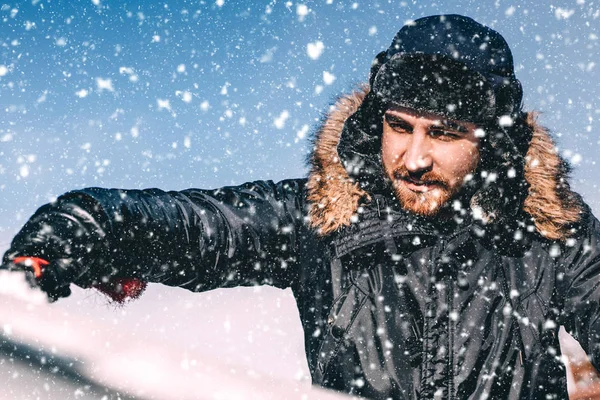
[1,198,100,301]
[3,192,147,303]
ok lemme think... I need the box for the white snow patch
[216,0,224,7]
[220,83,229,95]
[296,124,309,140]
[0,65,8,77]
[368,26,377,36]
[177,64,186,73]
[563,149,582,165]
[485,172,497,183]
[0,271,47,304]
[505,6,516,16]
[274,111,290,129]
[75,89,89,98]
[259,47,276,63]
[37,90,48,103]
[19,165,29,178]
[554,7,575,19]
[323,71,336,85]
[176,91,192,103]
[296,4,308,21]
[96,77,114,92]
[184,136,191,149]
[131,126,140,138]
[119,67,138,82]
[157,99,171,111]
[498,115,513,127]
[152,35,161,43]
[544,320,557,329]
[91,0,100,5]
[200,100,210,111]
[56,37,67,46]
[307,41,324,60]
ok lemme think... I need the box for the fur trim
[307,87,583,240]
[523,112,583,240]
[307,86,370,234]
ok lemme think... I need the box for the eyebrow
[384,113,413,131]
[432,119,470,134]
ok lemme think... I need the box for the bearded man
[3,14,598,399]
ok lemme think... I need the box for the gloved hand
[1,256,147,303]
[0,256,73,301]
[3,195,147,303]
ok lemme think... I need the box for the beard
[385,164,473,217]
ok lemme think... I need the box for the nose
[403,130,433,174]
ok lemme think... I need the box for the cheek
[439,144,480,182]
[381,133,405,168]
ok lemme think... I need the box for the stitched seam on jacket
[318,289,371,383]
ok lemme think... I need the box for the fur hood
[307,87,583,241]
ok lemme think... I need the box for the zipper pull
[519,350,523,366]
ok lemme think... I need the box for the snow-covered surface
[0,272,352,400]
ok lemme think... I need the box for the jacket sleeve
[559,213,600,370]
[3,179,309,292]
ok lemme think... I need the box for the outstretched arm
[2,179,308,300]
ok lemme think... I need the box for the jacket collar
[306,86,583,241]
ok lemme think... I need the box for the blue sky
[1,0,598,242]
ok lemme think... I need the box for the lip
[399,178,439,193]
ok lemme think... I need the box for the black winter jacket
[4,90,599,399]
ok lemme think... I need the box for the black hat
[369,14,523,123]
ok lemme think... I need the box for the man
[2,14,598,399]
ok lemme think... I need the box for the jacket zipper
[447,275,455,400]
[420,238,448,398]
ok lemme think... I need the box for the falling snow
[307,41,325,60]
[0,2,598,399]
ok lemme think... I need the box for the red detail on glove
[13,256,50,279]
[93,278,147,303]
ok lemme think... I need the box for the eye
[390,123,409,133]
[385,115,412,133]
[429,129,459,141]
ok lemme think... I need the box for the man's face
[381,106,481,217]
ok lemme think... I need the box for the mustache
[392,166,449,187]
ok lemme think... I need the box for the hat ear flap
[369,51,388,87]
[494,77,523,118]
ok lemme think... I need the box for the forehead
[384,106,478,131]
